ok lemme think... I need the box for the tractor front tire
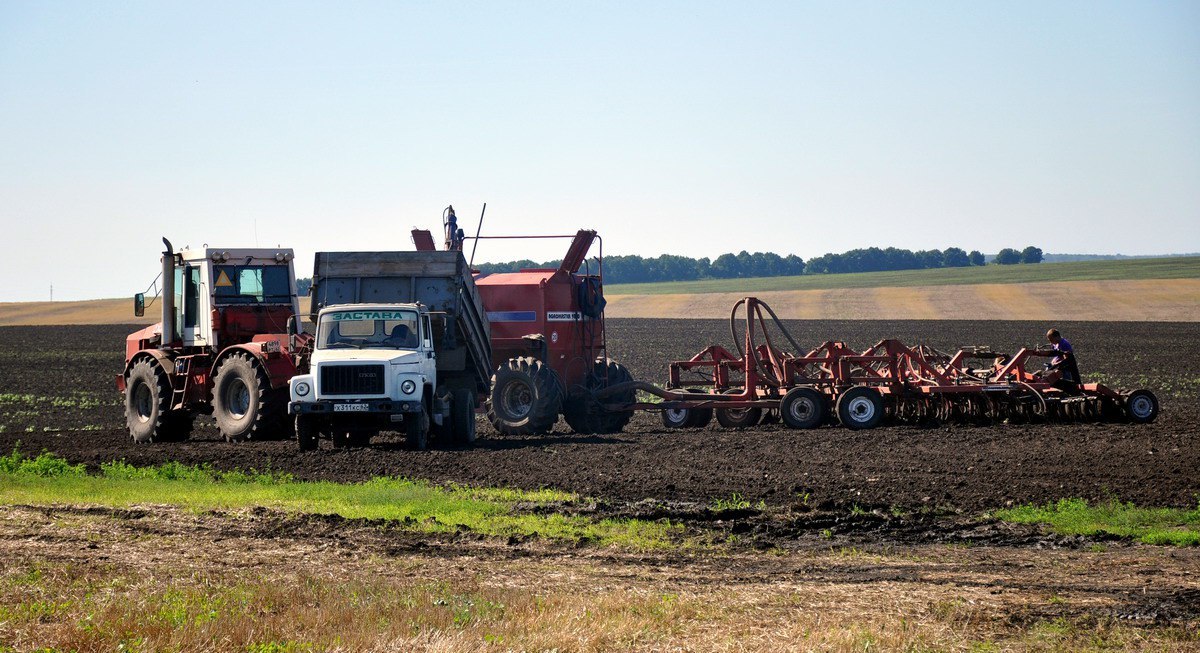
[487,357,562,435]
[125,358,192,443]
[563,359,634,435]
[212,352,289,442]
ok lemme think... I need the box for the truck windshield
[318,310,420,349]
[213,265,292,305]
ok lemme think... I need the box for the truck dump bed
[309,251,492,394]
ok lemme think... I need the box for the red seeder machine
[597,297,1160,431]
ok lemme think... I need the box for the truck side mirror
[286,315,298,352]
[134,293,145,317]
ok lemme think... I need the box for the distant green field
[606,256,1200,295]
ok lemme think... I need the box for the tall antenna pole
[50,284,53,302]
[469,203,486,268]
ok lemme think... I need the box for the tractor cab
[129,240,300,357]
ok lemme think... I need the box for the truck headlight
[400,379,416,395]
[295,381,311,397]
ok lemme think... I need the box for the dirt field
[1,319,1197,514]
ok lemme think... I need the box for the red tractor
[413,207,634,435]
[117,239,308,443]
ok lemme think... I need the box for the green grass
[606,256,1200,295]
[994,498,1200,546]
[0,448,680,550]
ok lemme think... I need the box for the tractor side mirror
[134,293,145,317]
[286,315,298,352]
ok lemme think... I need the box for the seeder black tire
[1123,389,1159,424]
[660,388,713,429]
[836,387,884,430]
[449,388,478,446]
[296,415,318,452]
[212,352,290,442]
[780,387,825,429]
[563,359,634,435]
[487,357,562,435]
[125,358,192,443]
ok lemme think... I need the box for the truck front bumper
[289,399,422,417]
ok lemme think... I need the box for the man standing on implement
[1045,328,1081,387]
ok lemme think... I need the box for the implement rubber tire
[487,357,562,435]
[296,415,318,451]
[407,408,430,451]
[661,388,714,429]
[836,387,884,430]
[212,352,288,442]
[125,359,191,443]
[449,388,478,446]
[715,389,762,429]
[1123,389,1159,424]
[564,359,634,435]
[780,387,825,430]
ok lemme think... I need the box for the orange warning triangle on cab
[215,270,234,287]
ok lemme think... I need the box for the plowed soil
[1,320,1197,512]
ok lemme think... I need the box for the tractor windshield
[317,309,420,350]
[213,265,292,305]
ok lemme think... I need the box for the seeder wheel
[835,387,884,430]
[1123,389,1159,424]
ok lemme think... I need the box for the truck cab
[289,304,442,449]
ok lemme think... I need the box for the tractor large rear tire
[212,352,290,442]
[563,359,634,435]
[487,357,562,435]
[125,358,192,443]
[448,388,478,446]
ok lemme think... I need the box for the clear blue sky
[1,1,1197,301]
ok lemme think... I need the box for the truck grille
[320,364,385,396]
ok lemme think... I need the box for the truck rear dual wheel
[125,358,192,443]
[212,352,291,442]
[564,359,634,435]
[487,357,562,435]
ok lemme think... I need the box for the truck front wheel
[487,357,562,435]
[407,407,430,451]
[296,415,318,451]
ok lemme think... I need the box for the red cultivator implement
[601,297,1160,430]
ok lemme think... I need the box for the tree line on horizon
[471,245,1045,284]
[294,245,1045,292]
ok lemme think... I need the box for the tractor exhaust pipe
[160,237,175,347]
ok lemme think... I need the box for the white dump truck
[288,251,492,451]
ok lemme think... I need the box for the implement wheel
[836,387,884,430]
[660,388,713,429]
[1123,389,1159,424]
[780,387,825,429]
[715,390,762,429]
[487,357,563,435]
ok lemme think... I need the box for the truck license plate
[333,404,369,412]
